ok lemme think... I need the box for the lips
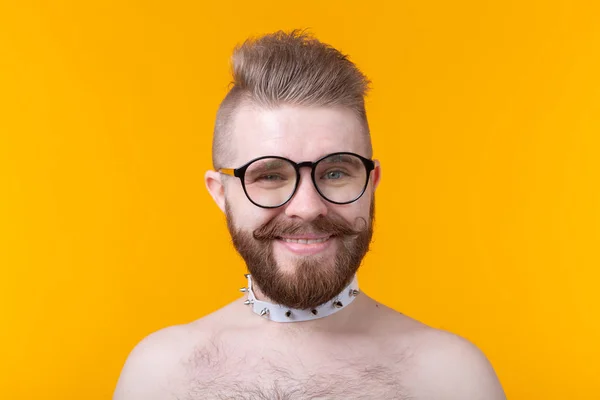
[279,236,330,244]
[275,235,334,255]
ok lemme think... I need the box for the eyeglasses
[219,152,375,209]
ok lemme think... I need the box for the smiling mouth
[274,235,334,256]
[279,237,331,244]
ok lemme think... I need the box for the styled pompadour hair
[212,30,371,169]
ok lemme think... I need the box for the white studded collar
[241,274,360,322]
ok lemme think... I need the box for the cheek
[329,194,373,226]
[226,191,279,230]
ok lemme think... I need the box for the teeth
[282,237,329,244]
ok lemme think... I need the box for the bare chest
[175,337,413,400]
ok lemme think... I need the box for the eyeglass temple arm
[218,168,236,176]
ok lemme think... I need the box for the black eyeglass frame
[218,152,375,209]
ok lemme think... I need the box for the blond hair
[212,30,371,168]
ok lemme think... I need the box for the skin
[113,104,506,399]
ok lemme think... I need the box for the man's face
[221,104,380,309]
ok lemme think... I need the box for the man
[114,31,506,399]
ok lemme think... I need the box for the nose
[284,169,328,221]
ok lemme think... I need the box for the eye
[322,170,347,180]
[258,174,285,181]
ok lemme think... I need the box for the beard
[226,199,374,309]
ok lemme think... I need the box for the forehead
[229,104,369,165]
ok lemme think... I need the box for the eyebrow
[251,159,288,170]
[320,154,362,166]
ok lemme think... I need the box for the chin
[274,253,336,276]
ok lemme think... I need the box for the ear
[371,159,382,190]
[204,170,226,213]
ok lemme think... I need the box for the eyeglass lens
[243,154,368,207]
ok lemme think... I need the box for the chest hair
[174,337,414,400]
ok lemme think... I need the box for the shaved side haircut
[212,30,372,169]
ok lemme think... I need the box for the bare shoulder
[363,299,505,399]
[113,322,211,400]
[402,326,506,400]
[113,300,247,399]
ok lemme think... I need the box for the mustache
[252,213,367,241]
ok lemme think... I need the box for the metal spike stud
[311,309,318,315]
[333,301,343,308]
[243,299,252,305]
[239,287,248,292]
[285,310,292,318]
[260,308,270,318]
[350,289,360,296]
[244,273,250,278]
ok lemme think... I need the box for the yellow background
[1,1,599,399]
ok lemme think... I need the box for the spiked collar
[241,274,360,322]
